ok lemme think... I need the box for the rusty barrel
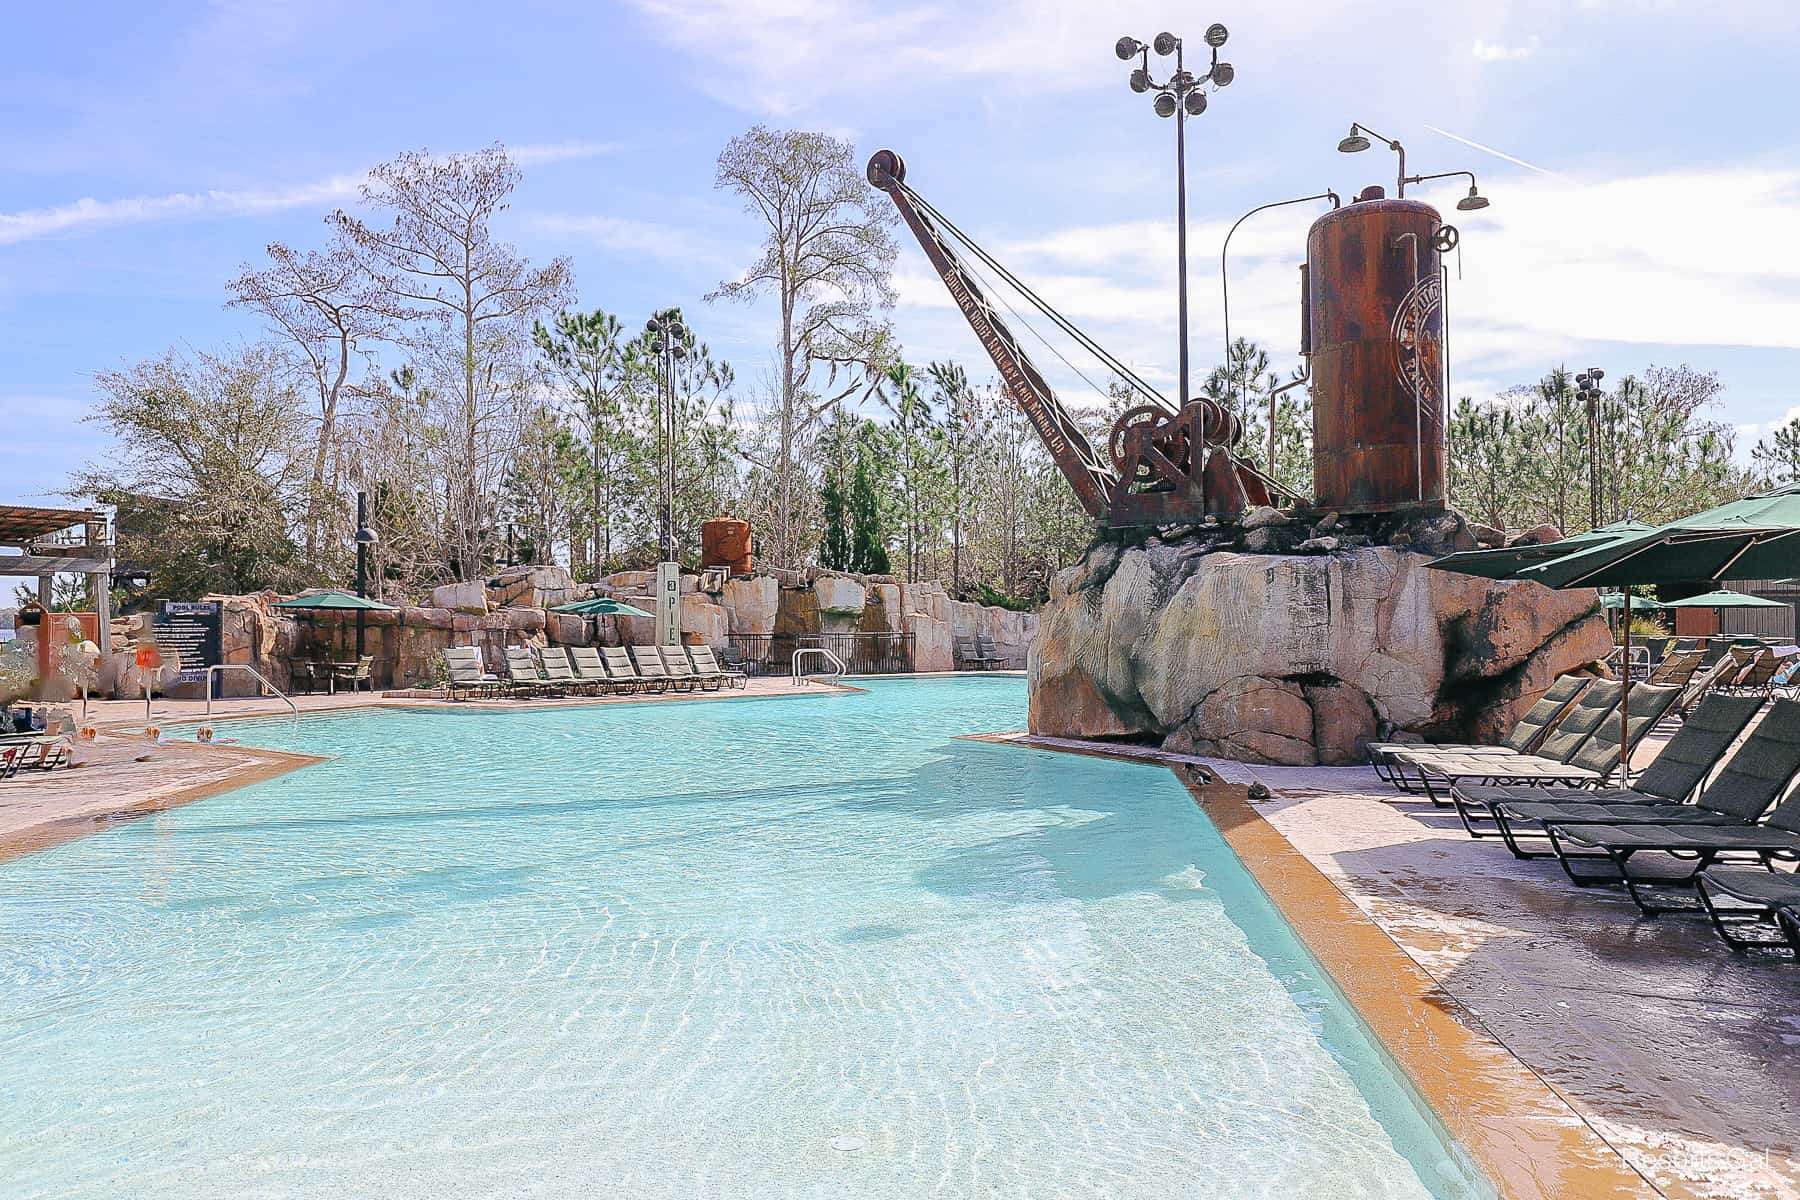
[701,516,752,575]
[1307,197,1447,512]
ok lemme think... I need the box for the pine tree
[848,452,890,575]
[818,474,852,571]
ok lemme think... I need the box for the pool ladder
[791,647,846,687]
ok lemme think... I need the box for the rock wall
[1031,539,1611,766]
[118,563,1037,696]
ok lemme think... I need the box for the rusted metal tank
[1307,194,1447,512]
[700,516,752,576]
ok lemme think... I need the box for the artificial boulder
[1031,540,1611,766]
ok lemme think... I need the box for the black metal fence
[727,632,915,674]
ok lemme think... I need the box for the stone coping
[971,732,1659,1200]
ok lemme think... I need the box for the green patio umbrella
[1515,484,1800,783]
[1599,592,1666,610]
[1425,520,1653,581]
[1518,483,1800,590]
[1660,589,1789,610]
[273,590,401,611]
[549,596,655,618]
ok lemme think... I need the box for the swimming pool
[0,677,1489,1198]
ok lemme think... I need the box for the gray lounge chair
[504,646,555,696]
[658,644,715,691]
[688,644,746,690]
[601,646,650,693]
[443,646,502,700]
[1369,675,1589,790]
[1456,692,1765,854]
[1644,648,1705,690]
[955,635,998,670]
[630,645,688,691]
[1386,680,1624,805]
[569,646,624,694]
[976,632,1004,668]
[1695,867,1800,954]
[538,647,584,695]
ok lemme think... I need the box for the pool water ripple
[0,677,1490,1198]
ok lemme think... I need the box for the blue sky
[3,0,1798,521]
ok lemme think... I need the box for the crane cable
[897,181,1175,414]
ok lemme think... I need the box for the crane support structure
[869,149,1290,527]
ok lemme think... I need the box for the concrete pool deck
[1003,732,1799,1200]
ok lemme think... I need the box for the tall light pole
[353,490,377,659]
[644,313,688,647]
[1576,368,1605,530]
[1116,25,1234,408]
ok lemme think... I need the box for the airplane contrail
[1424,125,1562,177]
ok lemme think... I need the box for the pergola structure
[0,505,113,656]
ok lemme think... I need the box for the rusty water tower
[1305,189,1450,512]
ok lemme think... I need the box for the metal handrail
[205,664,299,717]
[791,647,846,687]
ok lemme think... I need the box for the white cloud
[0,142,616,247]
[1470,36,1539,62]
[530,213,729,266]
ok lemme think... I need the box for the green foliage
[1626,613,1671,640]
[847,446,890,576]
[971,582,1033,612]
[1447,364,1753,533]
[818,474,853,572]
[1753,416,1800,485]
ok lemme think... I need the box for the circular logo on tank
[1391,274,1444,419]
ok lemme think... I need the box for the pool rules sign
[656,561,680,647]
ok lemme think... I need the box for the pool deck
[1002,733,1799,1200]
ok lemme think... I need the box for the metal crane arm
[866,150,1116,519]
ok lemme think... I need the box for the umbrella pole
[1620,591,1632,786]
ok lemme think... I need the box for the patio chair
[1369,675,1589,789]
[720,643,757,677]
[504,646,555,697]
[657,644,715,691]
[0,746,19,782]
[1383,680,1623,805]
[601,646,651,693]
[1455,692,1764,854]
[1695,867,1800,954]
[538,647,586,695]
[687,644,745,690]
[332,655,375,694]
[442,646,501,700]
[569,646,626,694]
[630,645,688,691]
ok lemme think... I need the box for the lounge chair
[538,647,585,695]
[630,645,688,691]
[1644,648,1705,690]
[1537,701,1800,910]
[1369,675,1589,790]
[568,646,625,694]
[1548,790,1800,915]
[1457,692,1765,855]
[955,635,999,671]
[658,644,715,691]
[1384,680,1624,805]
[504,646,556,696]
[443,646,502,700]
[601,646,651,693]
[0,746,20,781]
[976,632,1005,669]
[1694,867,1800,953]
[1720,648,1782,697]
[686,645,743,690]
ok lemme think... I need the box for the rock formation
[1031,526,1611,766]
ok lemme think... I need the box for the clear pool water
[0,677,1490,1198]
